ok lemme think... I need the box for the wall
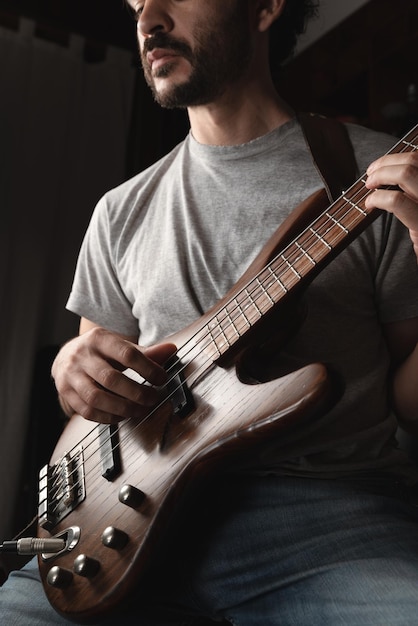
[296,0,370,54]
[281,0,418,134]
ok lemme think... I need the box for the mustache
[142,33,193,61]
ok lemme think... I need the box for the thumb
[144,342,177,366]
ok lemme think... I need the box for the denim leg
[2,476,418,625]
[1,558,74,626]
[0,558,202,626]
[170,475,418,626]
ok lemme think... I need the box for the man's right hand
[51,324,177,425]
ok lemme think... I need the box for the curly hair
[269,0,320,70]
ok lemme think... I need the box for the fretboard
[198,124,418,362]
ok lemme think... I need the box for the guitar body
[38,359,331,622]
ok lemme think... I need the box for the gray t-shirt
[67,119,418,483]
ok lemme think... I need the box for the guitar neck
[193,123,418,364]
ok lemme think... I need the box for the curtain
[0,18,135,540]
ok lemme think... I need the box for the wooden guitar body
[38,360,330,622]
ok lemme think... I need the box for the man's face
[133,0,253,109]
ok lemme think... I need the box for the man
[2,0,418,624]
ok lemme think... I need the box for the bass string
[46,185,376,516]
[45,343,222,518]
[266,127,418,292]
[46,128,418,510]
[44,129,418,512]
[173,127,418,348]
[46,128,418,511]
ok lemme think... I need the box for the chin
[152,81,191,108]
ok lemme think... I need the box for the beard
[140,2,253,109]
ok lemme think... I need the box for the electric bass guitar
[37,123,418,622]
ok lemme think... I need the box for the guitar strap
[298,112,359,202]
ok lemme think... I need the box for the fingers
[58,379,155,425]
[144,342,178,365]
[365,152,418,231]
[366,152,418,199]
[88,327,172,385]
[51,327,177,424]
[365,187,418,226]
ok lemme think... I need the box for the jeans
[2,474,418,625]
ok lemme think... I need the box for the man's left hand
[366,151,418,256]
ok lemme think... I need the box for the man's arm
[385,317,418,434]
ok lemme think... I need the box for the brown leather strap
[298,112,359,202]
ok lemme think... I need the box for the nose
[137,0,174,38]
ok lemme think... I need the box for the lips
[147,48,180,71]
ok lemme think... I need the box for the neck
[187,79,294,146]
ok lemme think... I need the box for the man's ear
[255,0,286,33]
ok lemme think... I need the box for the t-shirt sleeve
[66,195,139,337]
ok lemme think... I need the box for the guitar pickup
[99,424,121,481]
[163,356,194,419]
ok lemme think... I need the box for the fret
[214,308,243,354]
[250,277,264,306]
[260,269,277,294]
[310,226,332,251]
[295,241,316,266]
[332,208,357,236]
[313,213,335,244]
[281,254,302,280]
[225,307,242,339]
[233,292,261,331]
[233,296,252,331]
[257,277,274,306]
[207,321,223,358]
[325,211,349,234]
[401,140,418,151]
[244,287,263,322]
[267,266,288,294]
[341,196,368,217]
